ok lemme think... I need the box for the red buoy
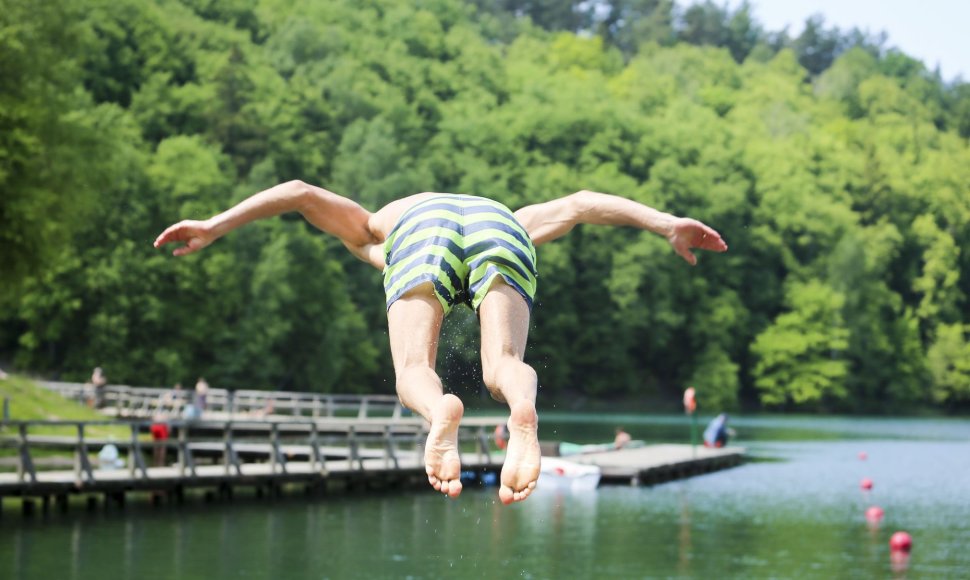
[865,506,884,522]
[889,531,913,553]
[858,451,868,461]
[860,477,873,491]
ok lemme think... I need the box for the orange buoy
[860,477,873,491]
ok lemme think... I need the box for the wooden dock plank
[563,444,745,484]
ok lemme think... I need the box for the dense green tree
[752,281,850,408]
[0,0,114,307]
[927,324,970,406]
[2,0,969,412]
[596,0,676,54]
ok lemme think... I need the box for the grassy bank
[0,375,130,438]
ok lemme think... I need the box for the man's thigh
[386,282,445,373]
[478,280,531,366]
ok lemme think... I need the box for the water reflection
[678,486,692,577]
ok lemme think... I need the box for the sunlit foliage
[2,0,968,413]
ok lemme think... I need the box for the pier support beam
[56,494,69,514]
[218,483,233,501]
[108,492,125,509]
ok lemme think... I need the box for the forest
[2,0,968,413]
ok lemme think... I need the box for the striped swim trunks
[382,195,538,314]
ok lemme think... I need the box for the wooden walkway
[0,382,747,514]
[0,417,498,511]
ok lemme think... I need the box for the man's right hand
[153,220,216,256]
[666,218,728,266]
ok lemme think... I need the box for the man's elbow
[291,179,335,214]
[565,190,594,219]
[286,180,312,203]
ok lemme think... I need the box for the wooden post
[310,422,326,475]
[270,423,286,474]
[383,425,399,469]
[75,423,94,484]
[177,424,196,478]
[17,423,37,483]
[476,426,492,464]
[358,398,369,420]
[130,422,148,479]
[348,426,362,470]
[223,421,241,475]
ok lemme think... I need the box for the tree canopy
[2,0,968,413]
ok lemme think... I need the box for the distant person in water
[154,181,728,504]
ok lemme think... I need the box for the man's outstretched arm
[514,190,728,265]
[153,180,384,268]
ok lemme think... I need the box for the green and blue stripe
[383,195,538,313]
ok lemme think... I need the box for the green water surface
[2,414,968,579]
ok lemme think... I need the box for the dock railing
[34,381,405,420]
[0,418,497,495]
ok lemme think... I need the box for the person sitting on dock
[614,427,632,450]
[154,182,727,504]
[703,413,731,448]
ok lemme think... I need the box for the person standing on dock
[194,377,209,414]
[155,182,727,504]
[89,366,108,409]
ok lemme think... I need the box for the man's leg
[478,280,540,504]
[387,283,464,498]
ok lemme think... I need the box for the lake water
[2,414,969,579]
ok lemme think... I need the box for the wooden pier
[0,382,746,515]
[565,444,745,485]
[0,417,499,514]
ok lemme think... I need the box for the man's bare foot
[425,394,464,498]
[499,400,540,504]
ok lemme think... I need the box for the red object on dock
[865,506,884,522]
[860,477,873,491]
[889,532,912,552]
[150,423,170,440]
